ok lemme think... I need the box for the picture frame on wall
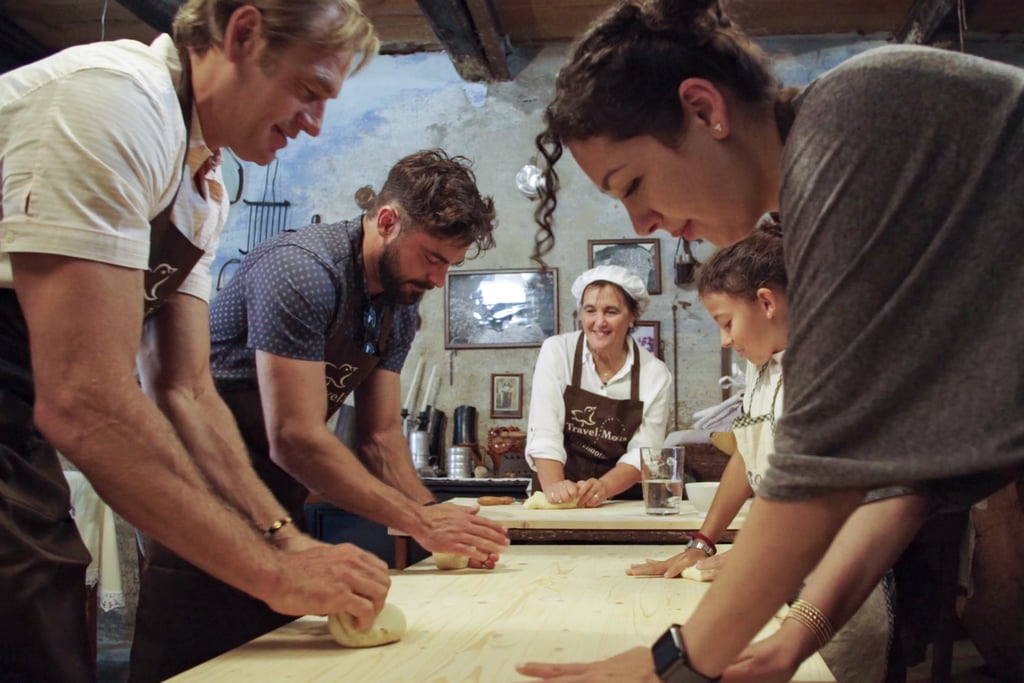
[491,373,524,419]
[631,320,661,359]
[445,269,559,349]
[587,238,662,295]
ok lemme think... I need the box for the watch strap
[685,538,716,556]
[651,624,720,683]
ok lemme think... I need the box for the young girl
[629,219,896,683]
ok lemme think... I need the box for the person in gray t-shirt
[515,1,1024,682]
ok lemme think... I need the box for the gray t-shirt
[765,45,1024,507]
[210,217,418,390]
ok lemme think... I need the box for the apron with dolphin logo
[133,220,397,681]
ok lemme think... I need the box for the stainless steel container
[408,431,431,470]
[444,445,474,479]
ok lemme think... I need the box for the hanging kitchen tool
[673,237,700,286]
[240,159,292,255]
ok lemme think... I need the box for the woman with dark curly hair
[518,0,1024,681]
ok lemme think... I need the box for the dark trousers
[129,537,295,682]
[0,412,95,683]
[129,387,302,682]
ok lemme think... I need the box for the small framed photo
[490,373,524,419]
[587,238,662,295]
[631,320,661,358]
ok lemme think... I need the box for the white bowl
[685,482,720,513]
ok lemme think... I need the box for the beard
[378,240,433,304]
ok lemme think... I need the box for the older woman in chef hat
[525,265,673,506]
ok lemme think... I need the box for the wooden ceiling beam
[894,0,958,43]
[0,16,51,71]
[114,0,177,34]
[464,0,512,80]
[416,0,509,81]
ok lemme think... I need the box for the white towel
[63,470,125,612]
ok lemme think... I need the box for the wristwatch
[651,624,720,683]
[685,538,716,556]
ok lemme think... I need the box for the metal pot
[408,431,430,470]
[444,445,474,479]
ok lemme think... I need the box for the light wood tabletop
[405,496,749,531]
[171,544,832,683]
[388,496,749,568]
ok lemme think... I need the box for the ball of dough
[328,603,407,648]
[681,565,715,582]
[523,490,577,510]
[432,552,470,570]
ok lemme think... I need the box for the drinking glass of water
[640,446,684,515]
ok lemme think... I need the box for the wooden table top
[389,496,748,536]
[171,544,832,682]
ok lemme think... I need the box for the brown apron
[534,335,646,499]
[131,226,395,682]
[0,52,202,683]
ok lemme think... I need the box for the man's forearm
[40,379,280,601]
[363,429,436,504]
[279,426,433,535]
[154,382,292,534]
[681,491,864,676]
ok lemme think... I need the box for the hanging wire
[100,0,109,40]
[956,0,967,52]
[262,158,280,202]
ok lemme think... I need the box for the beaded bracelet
[785,598,836,650]
[263,516,293,540]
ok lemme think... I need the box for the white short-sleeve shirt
[0,35,226,301]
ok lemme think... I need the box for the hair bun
[645,0,728,30]
[354,185,377,210]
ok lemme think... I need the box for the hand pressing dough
[681,565,716,582]
[432,552,470,570]
[523,490,577,510]
[328,603,407,647]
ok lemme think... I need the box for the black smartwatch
[651,624,720,683]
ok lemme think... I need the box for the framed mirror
[445,269,559,349]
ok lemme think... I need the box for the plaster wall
[210,32,1016,448]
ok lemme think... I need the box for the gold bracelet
[785,598,836,650]
[263,516,293,540]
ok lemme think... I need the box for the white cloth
[0,34,226,301]
[526,331,672,472]
[691,393,744,432]
[63,471,125,612]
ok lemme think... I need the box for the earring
[712,122,723,133]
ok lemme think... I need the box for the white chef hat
[572,265,650,316]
